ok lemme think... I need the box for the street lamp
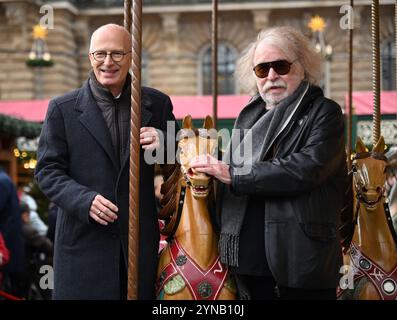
[26,25,54,99]
[308,15,333,97]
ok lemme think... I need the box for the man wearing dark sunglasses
[192,26,347,300]
[35,24,178,300]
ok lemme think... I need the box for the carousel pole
[124,0,142,300]
[347,0,354,169]
[371,0,381,145]
[211,0,218,129]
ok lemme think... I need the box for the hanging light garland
[26,25,54,67]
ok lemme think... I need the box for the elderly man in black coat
[35,24,178,299]
[191,26,347,300]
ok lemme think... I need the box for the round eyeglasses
[253,59,296,78]
[91,51,132,62]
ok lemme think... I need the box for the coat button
[111,233,118,239]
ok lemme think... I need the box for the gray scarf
[219,81,310,267]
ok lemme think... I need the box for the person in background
[0,231,10,285]
[15,202,53,299]
[18,187,48,237]
[0,168,25,298]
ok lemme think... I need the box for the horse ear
[203,115,215,129]
[182,115,193,129]
[372,136,385,154]
[355,137,366,154]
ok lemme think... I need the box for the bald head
[89,24,131,53]
[88,24,132,97]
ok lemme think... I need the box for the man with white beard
[191,26,347,300]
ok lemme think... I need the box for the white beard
[259,80,288,109]
[260,90,288,109]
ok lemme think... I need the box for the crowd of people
[0,169,54,300]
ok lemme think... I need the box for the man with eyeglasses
[191,26,347,299]
[35,24,178,299]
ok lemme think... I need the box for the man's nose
[267,67,279,81]
[103,54,114,65]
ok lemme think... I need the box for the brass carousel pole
[125,0,142,300]
[347,0,354,169]
[212,0,218,129]
[371,0,381,145]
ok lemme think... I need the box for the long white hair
[236,26,323,95]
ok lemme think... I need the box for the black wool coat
[35,81,177,299]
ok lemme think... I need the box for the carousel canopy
[0,92,395,125]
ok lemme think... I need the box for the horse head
[338,136,397,300]
[178,115,217,199]
[352,136,387,211]
[156,115,236,300]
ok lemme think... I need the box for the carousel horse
[155,115,236,300]
[338,136,397,300]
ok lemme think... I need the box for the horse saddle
[156,239,230,300]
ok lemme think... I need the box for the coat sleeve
[35,100,97,224]
[231,100,346,197]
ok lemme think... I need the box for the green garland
[0,114,42,138]
[26,59,54,67]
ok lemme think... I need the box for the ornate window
[381,38,395,91]
[200,43,237,95]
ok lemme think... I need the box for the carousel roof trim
[0,92,396,127]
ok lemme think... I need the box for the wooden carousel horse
[338,137,397,300]
[155,115,236,300]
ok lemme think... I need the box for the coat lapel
[75,81,119,169]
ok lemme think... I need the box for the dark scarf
[88,71,131,167]
[219,81,310,267]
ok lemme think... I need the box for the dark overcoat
[35,81,177,299]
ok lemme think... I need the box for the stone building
[0,0,396,109]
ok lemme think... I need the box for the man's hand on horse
[89,194,119,225]
[140,127,160,150]
[190,154,232,185]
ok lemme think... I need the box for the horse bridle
[351,151,397,245]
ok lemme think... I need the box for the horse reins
[351,151,397,246]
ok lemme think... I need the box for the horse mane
[158,163,181,232]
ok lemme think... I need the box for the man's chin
[262,93,286,107]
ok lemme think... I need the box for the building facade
[0,0,395,109]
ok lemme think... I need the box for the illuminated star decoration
[32,25,48,39]
[308,15,326,33]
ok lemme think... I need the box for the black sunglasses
[253,59,295,78]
